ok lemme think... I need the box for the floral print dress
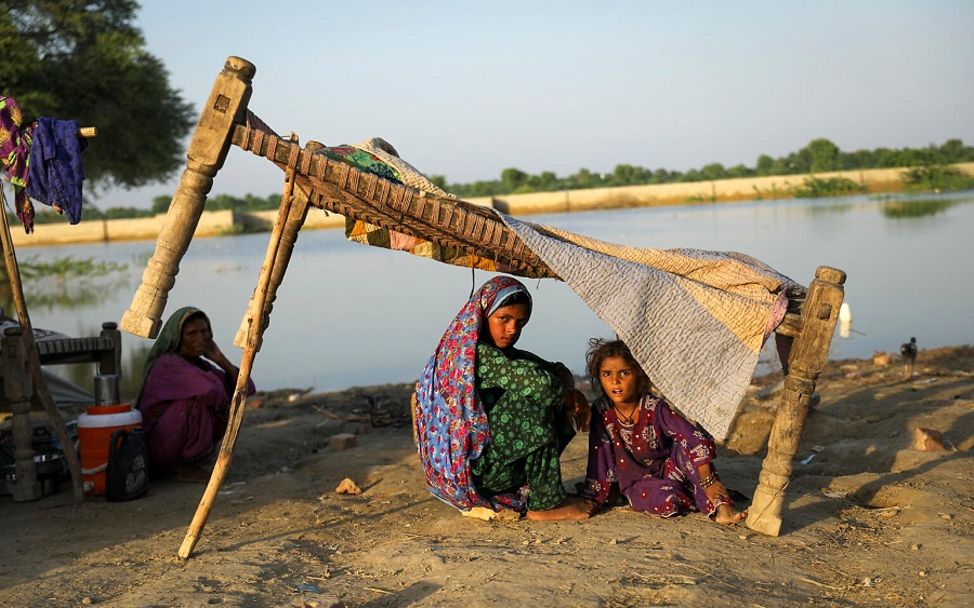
[582,395,731,517]
[470,343,574,511]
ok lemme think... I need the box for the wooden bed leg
[3,329,41,501]
[233,192,310,350]
[178,141,300,560]
[746,266,846,536]
[121,56,255,339]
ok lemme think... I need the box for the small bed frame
[120,57,846,558]
[1,322,121,501]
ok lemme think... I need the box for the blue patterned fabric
[414,276,531,511]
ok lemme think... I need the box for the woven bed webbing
[232,117,556,279]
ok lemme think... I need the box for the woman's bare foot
[713,503,747,525]
[526,497,593,521]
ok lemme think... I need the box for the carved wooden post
[121,56,255,339]
[747,266,846,536]
[3,328,41,502]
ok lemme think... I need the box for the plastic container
[77,403,142,495]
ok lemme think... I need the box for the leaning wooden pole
[121,56,254,339]
[0,187,85,501]
[747,266,846,536]
[178,136,301,560]
[233,181,311,349]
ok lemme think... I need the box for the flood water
[21,190,974,400]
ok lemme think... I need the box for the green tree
[429,174,448,191]
[755,154,775,176]
[726,164,752,178]
[500,167,528,191]
[699,162,727,180]
[801,138,842,173]
[1,0,195,188]
[536,171,558,191]
[937,138,969,163]
[150,194,171,214]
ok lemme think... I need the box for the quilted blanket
[498,214,799,438]
[334,137,799,437]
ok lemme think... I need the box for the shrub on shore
[902,164,974,193]
[793,177,866,198]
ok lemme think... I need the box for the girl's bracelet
[700,472,719,487]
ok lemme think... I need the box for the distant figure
[136,307,255,480]
[900,337,918,380]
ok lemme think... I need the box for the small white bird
[838,302,853,323]
[838,303,853,338]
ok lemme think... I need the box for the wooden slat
[230,124,556,276]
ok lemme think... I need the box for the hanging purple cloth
[26,116,87,224]
[0,95,36,232]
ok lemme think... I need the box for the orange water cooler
[77,375,142,496]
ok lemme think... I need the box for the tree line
[435,137,974,198]
[21,137,974,225]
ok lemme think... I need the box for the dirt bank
[1,347,971,607]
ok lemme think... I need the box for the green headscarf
[141,306,211,383]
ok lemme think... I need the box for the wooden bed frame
[2,322,121,501]
[120,57,846,559]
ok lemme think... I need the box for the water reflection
[881,198,960,219]
[804,201,855,216]
[22,189,974,393]
[8,255,131,313]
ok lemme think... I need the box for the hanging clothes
[0,96,37,233]
[27,116,87,224]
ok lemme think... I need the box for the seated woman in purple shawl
[137,307,255,480]
[415,276,591,521]
[581,339,747,525]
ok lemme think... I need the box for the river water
[21,190,974,399]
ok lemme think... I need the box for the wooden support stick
[232,141,324,349]
[121,57,255,339]
[233,188,310,349]
[0,186,86,501]
[178,135,301,560]
[746,266,846,536]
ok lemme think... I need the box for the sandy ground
[1,347,972,608]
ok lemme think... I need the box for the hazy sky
[95,0,974,208]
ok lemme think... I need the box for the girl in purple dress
[581,339,747,524]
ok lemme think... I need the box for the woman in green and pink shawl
[414,276,591,520]
[136,307,255,478]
